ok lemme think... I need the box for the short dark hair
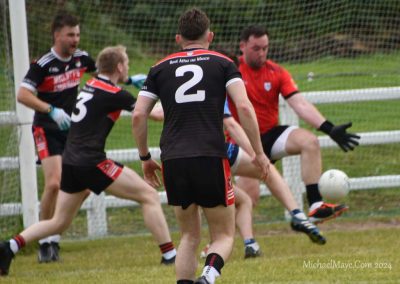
[178,8,210,40]
[240,25,269,42]
[51,10,79,35]
[96,45,127,74]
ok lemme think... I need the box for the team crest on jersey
[49,67,60,73]
[186,51,194,56]
[65,65,70,71]
[75,60,81,68]
[264,82,271,91]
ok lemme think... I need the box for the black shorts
[260,125,290,162]
[61,159,124,195]
[162,157,234,209]
[32,126,68,160]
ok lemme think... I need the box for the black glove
[319,120,360,152]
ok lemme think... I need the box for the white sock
[9,239,19,254]
[38,237,51,245]
[294,212,308,220]
[246,241,260,251]
[48,234,61,243]
[163,248,176,260]
[202,265,220,284]
[309,201,323,212]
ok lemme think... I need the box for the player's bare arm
[227,80,270,178]
[287,93,360,152]
[223,116,255,157]
[132,95,161,187]
[17,87,52,113]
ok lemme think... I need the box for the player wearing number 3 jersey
[0,46,177,277]
[132,8,269,284]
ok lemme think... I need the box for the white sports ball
[319,169,350,202]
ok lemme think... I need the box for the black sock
[306,183,322,206]
[177,280,194,284]
[205,253,224,274]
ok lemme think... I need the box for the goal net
[1,0,399,239]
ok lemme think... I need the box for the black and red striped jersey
[63,75,135,166]
[21,48,96,130]
[139,48,242,161]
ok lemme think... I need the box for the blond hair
[96,45,127,74]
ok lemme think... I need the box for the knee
[181,232,201,248]
[302,133,320,153]
[44,179,60,194]
[50,217,70,233]
[141,188,160,205]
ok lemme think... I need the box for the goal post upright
[9,0,39,227]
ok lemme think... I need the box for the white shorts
[270,126,298,160]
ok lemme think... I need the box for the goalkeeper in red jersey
[228,25,360,223]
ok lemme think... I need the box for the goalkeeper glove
[319,120,360,152]
[48,105,71,131]
[126,74,147,89]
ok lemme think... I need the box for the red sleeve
[279,67,298,98]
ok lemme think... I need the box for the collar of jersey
[182,47,206,52]
[97,74,114,85]
[51,47,72,62]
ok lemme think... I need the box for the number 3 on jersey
[175,64,205,103]
[71,91,93,122]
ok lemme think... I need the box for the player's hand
[48,105,71,130]
[142,159,162,188]
[252,152,270,180]
[330,122,360,152]
[126,74,147,89]
[319,120,360,152]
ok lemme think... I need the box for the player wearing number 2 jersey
[0,46,177,277]
[133,8,269,284]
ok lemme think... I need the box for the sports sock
[9,235,26,254]
[177,280,194,284]
[244,238,259,251]
[38,237,51,245]
[159,242,176,260]
[48,234,61,243]
[291,209,307,220]
[201,253,224,284]
[305,183,323,206]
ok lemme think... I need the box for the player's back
[141,48,241,161]
[64,76,135,166]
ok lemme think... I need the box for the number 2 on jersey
[71,91,93,122]
[175,64,205,103]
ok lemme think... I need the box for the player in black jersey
[132,8,270,284]
[16,11,96,263]
[0,45,177,277]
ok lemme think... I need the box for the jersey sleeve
[225,61,242,88]
[82,54,97,73]
[279,67,299,99]
[20,62,46,93]
[105,89,136,112]
[138,67,159,100]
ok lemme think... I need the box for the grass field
[2,217,399,283]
